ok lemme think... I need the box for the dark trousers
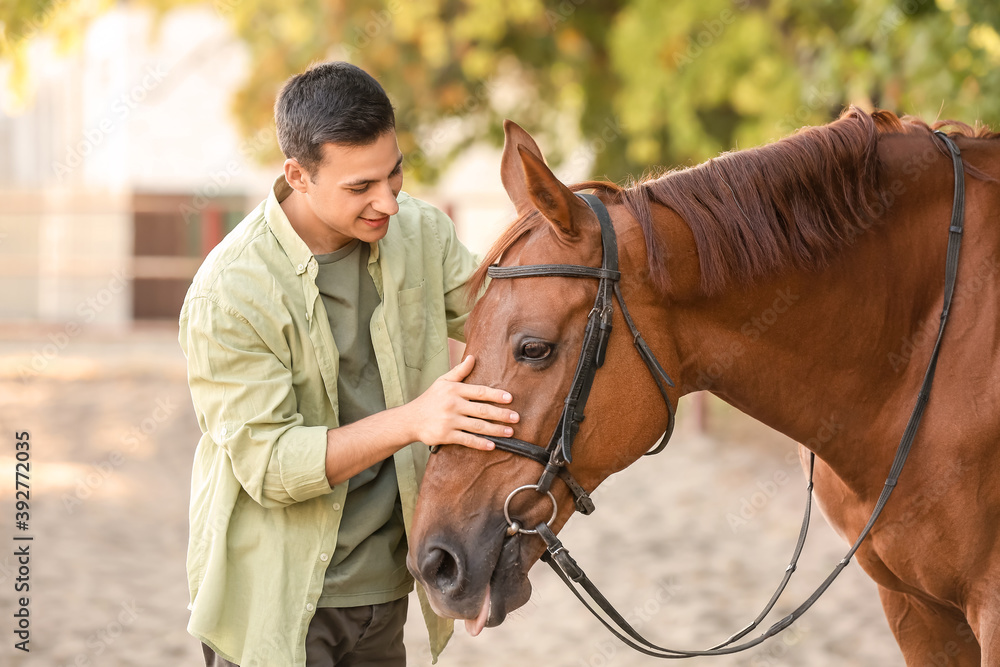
[203,596,408,667]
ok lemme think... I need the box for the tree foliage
[4,0,999,183]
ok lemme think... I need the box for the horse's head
[407,121,679,633]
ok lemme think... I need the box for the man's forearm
[323,355,518,488]
[324,405,415,487]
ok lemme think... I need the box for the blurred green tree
[3,0,998,182]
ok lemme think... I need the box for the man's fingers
[447,430,496,451]
[466,401,519,424]
[437,358,515,410]
[459,382,513,405]
[430,435,495,451]
[458,417,514,438]
[441,354,475,382]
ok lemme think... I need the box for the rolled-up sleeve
[181,294,332,508]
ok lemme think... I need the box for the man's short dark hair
[275,61,396,173]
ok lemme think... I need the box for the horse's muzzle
[408,524,533,630]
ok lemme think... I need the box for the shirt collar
[265,174,315,276]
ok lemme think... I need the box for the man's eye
[349,186,369,194]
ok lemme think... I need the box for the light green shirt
[179,176,477,666]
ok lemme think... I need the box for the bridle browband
[441,131,965,657]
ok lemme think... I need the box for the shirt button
[332,503,342,511]
[319,553,329,562]
[297,263,305,272]
[306,603,315,612]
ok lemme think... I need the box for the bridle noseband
[482,192,677,527]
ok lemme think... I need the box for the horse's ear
[501,120,546,218]
[518,145,594,238]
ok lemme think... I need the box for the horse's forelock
[466,182,624,305]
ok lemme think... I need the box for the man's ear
[518,146,595,238]
[284,158,310,193]
[500,120,546,218]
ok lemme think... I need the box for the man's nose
[373,182,399,217]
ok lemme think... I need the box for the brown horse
[407,108,1000,664]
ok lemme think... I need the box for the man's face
[295,130,404,250]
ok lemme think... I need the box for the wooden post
[691,391,708,434]
[201,206,224,257]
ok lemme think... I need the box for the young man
[179,62,517,667]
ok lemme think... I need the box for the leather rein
[461,131,966,657]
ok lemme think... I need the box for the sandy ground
[0,324,903,666]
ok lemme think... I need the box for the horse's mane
[471,107,997,296]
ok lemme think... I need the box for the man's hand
[405,355,518,450]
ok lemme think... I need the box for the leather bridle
[483,192,677,524]
[443,132,966,657]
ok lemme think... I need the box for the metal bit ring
[503,484,558,535]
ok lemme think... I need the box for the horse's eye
[520,340,553,361]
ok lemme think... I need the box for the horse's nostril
[422,546,463,594]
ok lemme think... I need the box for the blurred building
[0,7,280,325]
[0,6,522,327]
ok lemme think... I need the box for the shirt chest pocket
[397,282,431,369]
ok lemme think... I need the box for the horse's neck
[656,137,956,496]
